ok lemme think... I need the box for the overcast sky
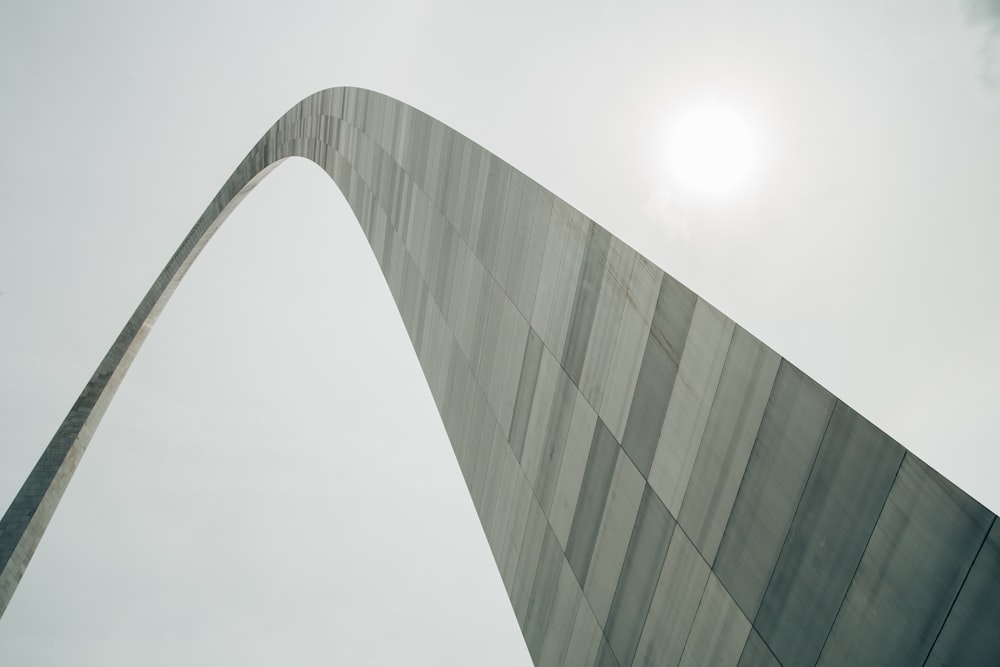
[1,1,998,664]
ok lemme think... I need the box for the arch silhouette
[2,88,998,664]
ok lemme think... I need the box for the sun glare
[665,105,759,198]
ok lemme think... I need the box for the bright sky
[1,1,998,664]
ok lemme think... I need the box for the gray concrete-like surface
[2,88,998,667]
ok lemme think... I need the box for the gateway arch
[1,87,997,666]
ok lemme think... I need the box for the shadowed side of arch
[2,88,998,666]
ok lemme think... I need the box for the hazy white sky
[1,1,998,664]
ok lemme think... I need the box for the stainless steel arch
[2,87,998,665]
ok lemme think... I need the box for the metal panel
[521,349,562,488]
[485,293,520,423]
[595,639,622,667]
[633,527,711,667]
[494,169,527,294]
[678,573,751,667]
[475,156,511,277]
[539,560,584,667]
[563,598,604,667]
[925,518,1000,666]
[818,454,993,666]
[599,299,650,442]
[498,305,531,436]
[648,299,734,516]
[533,200,589,360]
[584,450,645,626]
[620,336,679,477]
[626,254,663,327]
[549,392,599,549]
[605,485,676,666]
[756,401,903,667]
[579,237,635,409]
[619,273,698,475]
[679,326,780,563]
[563,224,612,384]
[516,187,553,317]
[503,178,539,313]
[524,526,565,662]
[737,630,781,667]
[487,447,520,556]
[509,327,543,460]
[535,368,578,513]
[566,419,620,583]
[479,426,506,544]
[714,360,835,618]
[497,468,534,593]
[475,275,507,393]
[649,272,697,365]
[512,497,548,625]
[530,200,570,355]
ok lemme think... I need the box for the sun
[665,104,760,198]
